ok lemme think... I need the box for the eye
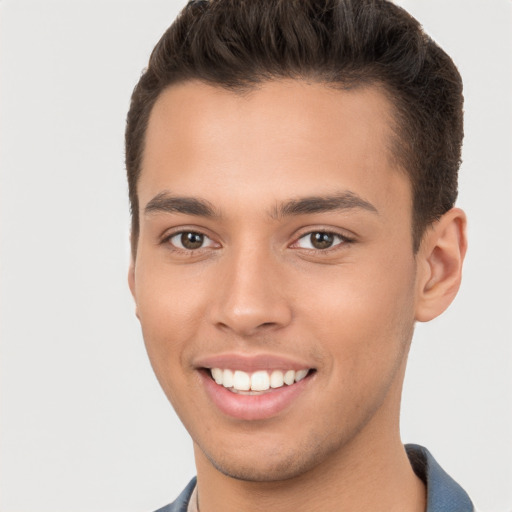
[294,231,348,250]
[167,231,216,250]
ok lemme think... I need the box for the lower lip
[199,370,313,421]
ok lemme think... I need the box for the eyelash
[291,230,355,252]
[161,229,355,254]
[162,230,218,253]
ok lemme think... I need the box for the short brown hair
[125,0,463,254]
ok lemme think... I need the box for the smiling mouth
[207,368,315,394]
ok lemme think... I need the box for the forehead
[139,80,409,214]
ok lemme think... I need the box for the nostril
[214,319,285,336]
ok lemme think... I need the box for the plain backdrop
[1,1,511,511]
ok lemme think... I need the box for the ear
[415,208,467,322]
[128,254,140,320]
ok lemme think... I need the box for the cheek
[136,281,206,421]
[299,253,417,377]
[134,264,209,384]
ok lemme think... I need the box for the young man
[126,0,473,510]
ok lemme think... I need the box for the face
[130,80,420,482]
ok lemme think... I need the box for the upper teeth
[210,368,309,392]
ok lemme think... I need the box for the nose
[210,244,293,337]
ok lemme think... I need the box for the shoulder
[153,478,197,512]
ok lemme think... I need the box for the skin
[129,80,467,511]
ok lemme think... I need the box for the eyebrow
[271,191,378,219]
[143,190,378,219]
[144,192,219,218]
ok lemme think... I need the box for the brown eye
[294,231,348,250]
[180,232,204,249]
[310,232,335,249]
[168,231,214,250]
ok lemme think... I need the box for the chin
[197,432,339,483]
[207,454,312,483]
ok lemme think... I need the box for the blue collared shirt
[155,444,474,512]
[406,444,474,511]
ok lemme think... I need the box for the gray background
[1,1,511,511]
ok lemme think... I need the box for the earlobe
[415,208,467,322]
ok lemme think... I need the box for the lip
[199,368,315,421]
[193,352,315,372]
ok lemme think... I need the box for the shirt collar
[406,444,474,512]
